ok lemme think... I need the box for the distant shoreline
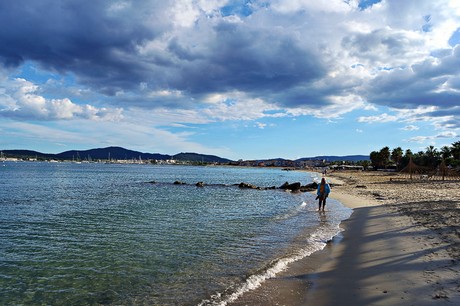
[0,146,370,167]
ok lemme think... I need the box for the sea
[0,162,352,305]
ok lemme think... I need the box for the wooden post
[441,159,446,181]
[409,156,413,180]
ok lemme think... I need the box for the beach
[230,171,460,305]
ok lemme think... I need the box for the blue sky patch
[221,0,254,17]
[358,0,382,10]
[448,27,460,47]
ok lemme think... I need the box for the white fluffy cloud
[407,131,458,143]
[0,78,123,121]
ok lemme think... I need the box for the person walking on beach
[317,178,330,212]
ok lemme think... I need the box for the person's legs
[318,197,326,211]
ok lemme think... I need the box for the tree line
[369,141,460,170]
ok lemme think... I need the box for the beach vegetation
[371,141,460,170]
[391,147,404,169]
[451,141,460,160]
[370,146,391,169]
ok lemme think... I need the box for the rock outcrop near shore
[148,180,319,192]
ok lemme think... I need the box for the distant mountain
[2,147,368,163]
[2,147,233,163]
[173,152,233,163]
[56,146,171,161]
[1,149,56,159]
[296,155,369,162]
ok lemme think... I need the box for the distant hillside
[2,147,368,163]
[296,155,369,162]
[173,152,233,163]
[56,146,171,161]
[1,147,233,163]
[1,149,56,159]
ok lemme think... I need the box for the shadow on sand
[303,205,459,305]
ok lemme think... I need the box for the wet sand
[230,171,460,305]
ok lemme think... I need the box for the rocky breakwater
[149,180,320,192]
[279,181,318,192]
[233,181,318,192]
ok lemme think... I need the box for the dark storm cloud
[1,0,459,123]
[171,21,327,97]
[273,91,331,108]
[0,0,167,93]
[0,0,330,108]
[365,45,460,109]
[342,28,424,63]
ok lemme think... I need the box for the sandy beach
[230,171,460,305]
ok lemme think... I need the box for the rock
[196,182,205,187]
[279,182,301,191]
[301,182,318,191]
[433,292,448,299]
[238,182,258,189]
[279,182,290,189]
[174,180,186,185]
[356,185,367,188]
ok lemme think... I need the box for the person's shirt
[317,183,331,196]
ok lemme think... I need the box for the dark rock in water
[279,182,301,191]
[289,182,301,191]
[170,180,312,192]
[238,182,258,189]
[279,182,290,189]
[148,180,156,184]
[301,182,318,191]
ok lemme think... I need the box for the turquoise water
[0,162,351,305]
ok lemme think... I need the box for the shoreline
[229,171,460,305]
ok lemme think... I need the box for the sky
[0,0,459,160]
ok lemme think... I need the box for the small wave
[198,224,342,306]
[273,201,308,221]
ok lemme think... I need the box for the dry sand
[230,171,460,305]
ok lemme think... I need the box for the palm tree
[425,145,440,168]
[426,145,436,155]
[370,151,380,169]
[391,147,403,170]
[359,160,371,170]
[405,149,413,157]
[379,146,390,169]
[399,149,413,169]
[451,141,460,161]
[440,146,451,160]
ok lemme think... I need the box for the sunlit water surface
[0,162,351,305]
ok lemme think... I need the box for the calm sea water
[0,162,351,305]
